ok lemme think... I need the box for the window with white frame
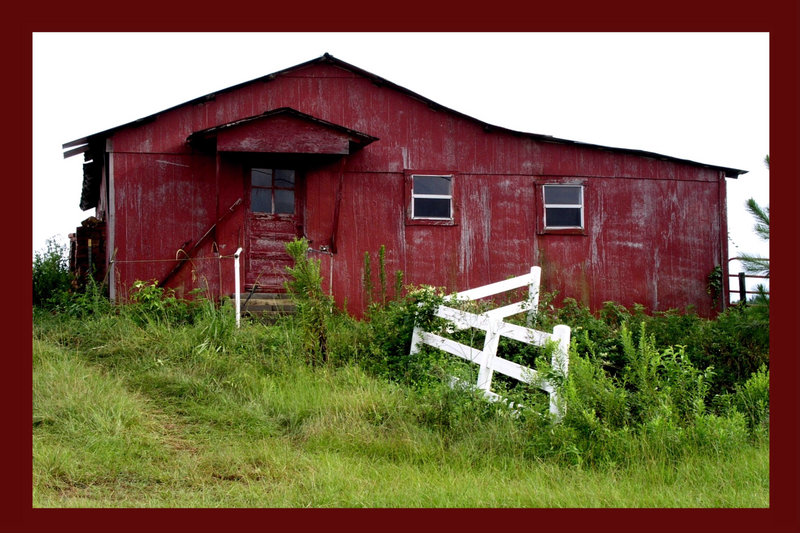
[411,174,453,219]
[543,184,583,229]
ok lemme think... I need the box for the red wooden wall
[101,58,728,317]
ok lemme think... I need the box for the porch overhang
[187,107,378,155]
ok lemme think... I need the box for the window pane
[274,189,295,214]
[546,207,582,227]
[251,188,272,213]
[251,168,272,188]
[544,186,581,205]
[274,169,295,189]
[415,198,451,218]
[414,175,451,195]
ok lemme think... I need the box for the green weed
[284,237,333,365]
[32,269,769,508]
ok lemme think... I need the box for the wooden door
[245,168,302,293]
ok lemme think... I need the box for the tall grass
[32,303,768,508]
[32,242,768,507]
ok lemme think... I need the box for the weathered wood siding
[105,60,726,315]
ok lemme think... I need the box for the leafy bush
[689,411,750,455]
[32,238,74,308]
[358,285,446,385]
[530,296,767,396]
[125,280,198,327]
[285,238,333,365]
[713,364,769,435]
[733,365,770,430]
[561,347,630,430]
[60,276,112,318]
[693,305,769,396]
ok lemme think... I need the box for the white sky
[32,32,770,296]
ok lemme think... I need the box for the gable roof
[63,53,747,175]
[187,107,378,154]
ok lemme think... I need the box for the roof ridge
[62,53,746,177]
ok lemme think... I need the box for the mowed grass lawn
[32,323,768,509]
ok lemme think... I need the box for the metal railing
[728,257,769,304]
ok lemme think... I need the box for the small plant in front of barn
[362,250,373,307]
[362,245,397,310]
[544,319,766,468]
[285,237,332,366]
[378,244,388,306]
[706,265,724,310]
[616,322,712,426]
[125,280,198,328]
[394,269,404,299]
[62,274,112,318]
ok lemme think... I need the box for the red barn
[63,54,744,317]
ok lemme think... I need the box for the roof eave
[62,53,747,177]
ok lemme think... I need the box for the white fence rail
[409,266,571,419]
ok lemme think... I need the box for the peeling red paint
[67,55,740,317]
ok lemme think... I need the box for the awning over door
[187,107,378,154]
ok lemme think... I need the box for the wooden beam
[63,144,89,159]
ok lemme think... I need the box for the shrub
[733,364,770,431]
[689,411,749,455]
[713,364,769,436]
[285,238,333,366]
[358,285,445,385]
[32,238,74,309]
[561,349,630,430]
[533,297,767,396]
[693,305,769,395]
[66,281,107,318]
[125,280,198,327]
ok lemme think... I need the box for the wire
[111,254,240,264]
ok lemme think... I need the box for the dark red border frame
[11,4,799,533]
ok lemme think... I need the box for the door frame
[243,161,305,292]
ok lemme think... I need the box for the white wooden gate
[409,267,571,419]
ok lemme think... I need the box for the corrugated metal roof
[63,53,748,179]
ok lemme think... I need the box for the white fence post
[527,266,541,327]
[549,324,571,420]
[233,247,243,329]
[409,325,423,356]
[477,318,502,392]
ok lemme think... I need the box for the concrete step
[236,292,291,299]
[232,293,296,315]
